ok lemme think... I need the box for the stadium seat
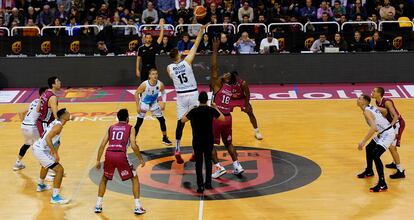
[399,17,412,28]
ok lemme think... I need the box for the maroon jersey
[38,90,57,123]
[231,79,245,99]
[214,82,233,115]
[107,122,132,153]
[376,97,403,122]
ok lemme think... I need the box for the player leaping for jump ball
[134,68,173,146]
[166,24,207,164]
[210,38,244,178]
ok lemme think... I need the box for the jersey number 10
[111,131,124,141]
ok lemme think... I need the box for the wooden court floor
[0,99,413,220]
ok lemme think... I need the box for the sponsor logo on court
[89,146,322,200]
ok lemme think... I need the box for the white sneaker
[36,183,51,192]
[94,206,103,213]
[255,130,263,140]
[13,162,25,171]
[212,167,227,179]
[50,195,70,204]
[134,207,146,215]
[233,162,244,175]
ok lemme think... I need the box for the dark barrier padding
[1,52,413,88]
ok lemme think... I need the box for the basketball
[194,6,207,21]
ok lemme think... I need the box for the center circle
[89,146,321,200]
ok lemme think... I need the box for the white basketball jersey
[167,60,198,93]
[22,99,40,126]
[33,120,62,150]
[140,80,161,105]
[365,105,391,132]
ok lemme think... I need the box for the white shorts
[32,145,56,168]
[374,129,396,149]
[21,124,40,145]
[138,102,163,118]
[176,91,199,120]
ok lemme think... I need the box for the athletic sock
[134,199,141,208]
[175,140,181,151]
[163,134,167,139]
[39,179,45,184]
[96,197,103,207]
[215,163,224,169]
[396,164,404,172]
[16,158,21,164]
[254,128,260,132]
[233,161,240,167]
[53,188,60,197]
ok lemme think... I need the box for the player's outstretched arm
[156,18,165,45]
[96,130,109,169]
[185,24,207,65]
[130,127,145,167]
[211,37,221,92]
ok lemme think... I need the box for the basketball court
[1,83,413,219]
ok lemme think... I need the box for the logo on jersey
[12,41,22,54]
[89,146,321,200]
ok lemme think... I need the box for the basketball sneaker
[357,169,374,178]
[134,207,146,215]
[370,182,388,192]
[189,153,196,162]
[36,183,51,192]
[233,162,244,175]
[94,206,103,213]
[175,151,184,164]
[385,162,397,169]
[212,166,226,179]
[50,195,70,204]
[254,130,263,140]
[162,137,173,146]
[390,170,405,179]
[13,162,25,171]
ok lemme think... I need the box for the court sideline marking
[198,195,204,220]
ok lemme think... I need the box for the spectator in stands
[158,0,175,24]
[38,5,54,28]
[332,32,348,51]
[22,18,39,37]
[175,0,190,10]
[223,2,236,22]
[112,12,125,36]
[97,4,110,19]
[25,7,38,25]
[158,36,173,54]
[177,1,191,22]
[254,1,267,21]
[380,0,395,20]
[51,18,66,36]
[300,0,317,21]
[317,11,336,32]
[234,31,256,54]
[10,20,20,36]
[310,33,330,52]
[218,32,235,54]
[317,1,333,20]
[284,0,300,17]
[259,32,279,54]
[289,15,302,32]
[69,7,81,23]
[207,2,223,23]
[349,31,369,52]
[395,2,409,19]
[238,1,253,23]
[367,13,380,32]
[94,16,106,35]
[8,7,24,27]
[198,33,212,54]
[125,18,139,35]
[97,40,114,56]
[188,17,201,36]
[81,20,94,36]
[332,0,346,22]
[142,1,159,24]
[72,0,85,16]
[222,14,235,35]
[369,31,389,51]
[353,14,367,32]
[55,4,69,24]
[349,0,367,21]
[66,16,80,36]
[268,2,286,23]
[177,32,194,52]
[176,17,188,36]
[57,0,71,13]
[206,0,223,7]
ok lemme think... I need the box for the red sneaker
[175,151,184,164]
[189,153,196,162]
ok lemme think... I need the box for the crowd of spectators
[1,0,413,53]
